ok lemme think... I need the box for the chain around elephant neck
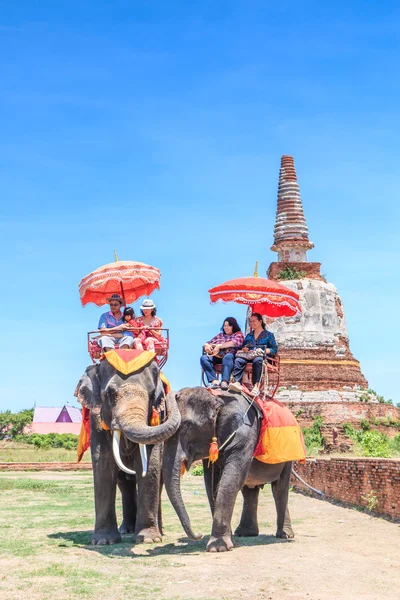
[208,389,256,453]
[209,389,256,502]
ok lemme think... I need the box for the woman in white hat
[132,299,164,352]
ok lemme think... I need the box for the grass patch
[0,471,316,599]
[0,441,91,462]
[302,416,324,455]
[0,478,76,492]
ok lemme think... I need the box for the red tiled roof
[271,155,314,251]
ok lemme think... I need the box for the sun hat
[106,293,125,304]
[140,298,156,310]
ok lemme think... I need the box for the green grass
[0,441,91,462]
[0,470,288,599]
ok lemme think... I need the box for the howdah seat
[201,353,281,399]
[88,328,170,369]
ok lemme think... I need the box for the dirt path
[0,472,399,600]
[135,490,400,600]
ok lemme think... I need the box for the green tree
[0,408,34,439]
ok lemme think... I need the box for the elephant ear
[75,364,103,432]
[74,365,100,408]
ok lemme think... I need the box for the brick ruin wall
[279,358,367,391]
[287,401,400,427]
[0,462,92,471]
[291,458,400,520]
[268,261,323,281]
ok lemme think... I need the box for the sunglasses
[109,303,121,307]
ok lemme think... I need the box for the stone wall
[291,457,400,519]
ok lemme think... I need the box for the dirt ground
[0,471,399,600]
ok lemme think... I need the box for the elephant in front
[76,359,180,545]
[163,387,294,552]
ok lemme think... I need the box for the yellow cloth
[255,425,306,464]
[254,399,306,465]
[160,372,171,394]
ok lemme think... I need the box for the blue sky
[0,1,399,411]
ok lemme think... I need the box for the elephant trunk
[163,436,203,540]
[114,388,181,445]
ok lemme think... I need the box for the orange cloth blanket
[77,406,91,462]
[253,397,306,464]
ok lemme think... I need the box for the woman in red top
[132,299,163,352]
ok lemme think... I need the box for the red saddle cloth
[254,397,306,464]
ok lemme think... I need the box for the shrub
[14,433,79,450]
[190,463,204,476]
[302,416,324,454]
[343,426,392,458]
[360,419,370,431]
[390,434,400,454]
[277,266,306,280]
[358,431,391,457]
[362,490,379,512]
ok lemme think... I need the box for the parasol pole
[114,250,126,304]
[253,261,259,277]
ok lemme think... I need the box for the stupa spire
[271,155,314,262]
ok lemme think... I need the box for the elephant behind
[163,387,294,552]
[76,358,180,545]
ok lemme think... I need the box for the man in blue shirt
[97,294,134,352]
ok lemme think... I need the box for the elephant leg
[207,459,251,553]
[134,443,163,543]
[203,459,221,516]
[271,461,294,539]
[158,473,164,536]
[234,485,260,537]
[117,472,137,534]
[91,429,121,545]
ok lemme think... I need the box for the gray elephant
[76,358,180,545]
[163,387,294,552]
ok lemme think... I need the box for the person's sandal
[228,381,242,393]
[207,382,220,390]
[220,381,229,391]
[250,386,260,397]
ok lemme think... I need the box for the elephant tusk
[112,429,136,476]
[139,444,148,477]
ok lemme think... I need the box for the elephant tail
[291,467,325,496]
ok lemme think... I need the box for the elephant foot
[119,521,136,535]
[133,527,162,544]
[207,535,234,552]
[234,524,259,537]
[91,529,122,545]
[276,529,294,539]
